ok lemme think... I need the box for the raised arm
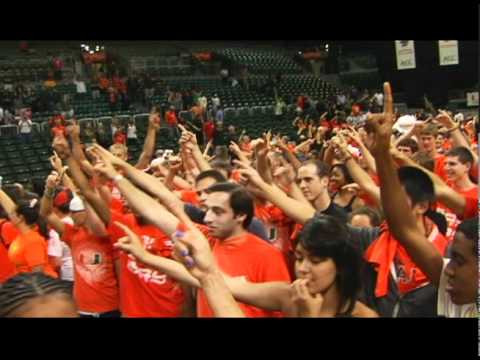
[179,127,212,172]
[91,146,180,236]
[135,113,160,170]
[436,110,478,164]
[345,126,377,174]
[370,82,443,286]
[38,173,67,236]
[236,160,315,224]
[68,123,95,177]
[53,136,111,225]
[332,136,380,206]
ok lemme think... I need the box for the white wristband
[113,174,124,184]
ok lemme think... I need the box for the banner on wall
[466,92,478,107]
[395,41,416,70]
[438,41,459,66]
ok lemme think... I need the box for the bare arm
[345,126,377,174]
[224,276,291,312]
[38,174,66,236]
[391,148,468,217]
[69,124,95,177]
[92,146,180,236]
[236,160,315,224]
[229,141,250,165]
[370,82,443,286]
[135,114,160,170]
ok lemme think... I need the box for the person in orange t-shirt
[107,210,185,317]
[186,183,290,317]
[0,192,57,279]
[0,236,16,283]
[1,220,20,249]
[436,147,478,243]
[41,186,120,317]
[111,179,291,317]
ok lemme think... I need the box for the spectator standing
[18,115,33,143]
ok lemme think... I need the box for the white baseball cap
[454,113,464,122]
[69,196,86,212]
[393,115,417,134]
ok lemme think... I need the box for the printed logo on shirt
[127,254,167,285]
[74,243,110,286]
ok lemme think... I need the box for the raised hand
[149,112,161,130]
[171,227,217,281]
[93,158,119,180]
[341,183,361,194]
[49,151,63,172]
[91,143,124,167]
[113,222,148,261]
[45,172,60,191]
[366,82,395,156]
[234,160,265,188]
[66,122,81,138]
[229,141,242,155]
[435,109,456,130]
[290,279,324,317]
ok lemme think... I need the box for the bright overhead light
[89,51,94,54]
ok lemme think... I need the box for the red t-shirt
[204,122,215,140]
[462,195,478,220]
[52,125,66,138]
[1,221,20,248]
[114,132,127,145]
[180,190,200,206]
[255,204,295,255]
[108,212,185,317]
[8,230,57,278]
[434,154,448,182]
[62,223,119,313]
[0,241,16,283]
[166,111,178,126]
[437,184,478,243]
[196,231,291,318]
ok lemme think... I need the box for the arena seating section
[0,45,341,186]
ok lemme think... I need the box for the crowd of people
[0,79,477,319]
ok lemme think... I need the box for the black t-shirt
[315,200,348,224]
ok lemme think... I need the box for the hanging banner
[438,40,459,66]
[395,41,416,70]
[466,92,478,107]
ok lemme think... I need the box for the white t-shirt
[437,259,477,318]
[74,80,87,94]
[275,101,285,115]
[48,216,74,281]
[19,119,32,133]
[374,93,384,106]
[212,97,220,107]
[127,124,137,139]
[199,96,208,109]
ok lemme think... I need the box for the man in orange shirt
[93,151,291,317]
[436,147,478,244]
[418,124,448,181]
